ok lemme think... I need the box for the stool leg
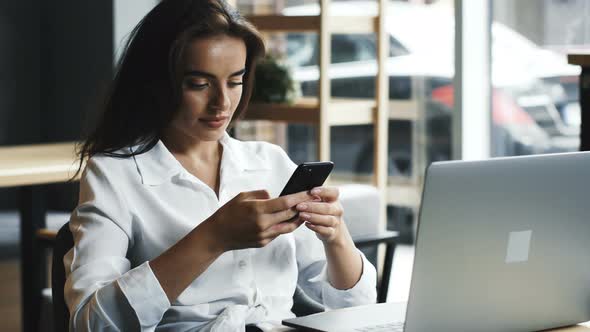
[378,243,395,303]
[20,185,47,332]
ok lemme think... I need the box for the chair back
[52,222,73,332]
[292,284,325,316]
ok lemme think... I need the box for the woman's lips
[199,117,228,129]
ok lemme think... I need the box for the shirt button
[238,260,247,269]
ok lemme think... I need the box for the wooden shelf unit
[245,15,378,34]
[233,0,391,229]
[244,98,420,125]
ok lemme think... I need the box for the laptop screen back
[404,152,590,332]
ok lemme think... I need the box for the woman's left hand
[296,186,347,245]
[297,186,365,290]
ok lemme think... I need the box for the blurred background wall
[0,0,158,213]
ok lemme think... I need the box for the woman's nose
[210,84,231,111]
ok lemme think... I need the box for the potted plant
[252,54,300,105]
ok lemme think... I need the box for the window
[286,33,409,67]
[490,0,586,157]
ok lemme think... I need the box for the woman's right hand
[205,189,314,251]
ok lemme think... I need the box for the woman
[65,0,377,331]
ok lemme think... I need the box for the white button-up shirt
[64,132,377,331]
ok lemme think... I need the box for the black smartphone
[279,161,334,196]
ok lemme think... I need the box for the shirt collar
[133,132,270,186]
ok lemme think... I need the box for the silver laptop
[283,152,590,332]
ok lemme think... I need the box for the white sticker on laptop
[505,230,532,263]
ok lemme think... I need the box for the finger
[309,187,339,203]
[296,201,342,217]
[240,189,271,200]
[261,219,305,238]
[306,222,336,238]
[299,212,340,228]
[263,190,314,213]
[260,207,300,229]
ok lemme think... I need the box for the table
[0,142,80,332]
[567,53,590,151]
[272,318,590,331]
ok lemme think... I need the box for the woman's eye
[187,82,209,90]
[229,81,244,87]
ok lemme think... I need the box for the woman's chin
[194,127,228,142]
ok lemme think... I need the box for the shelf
[244,98,419,124]
[328,172,372,185]
[328,172,422,208]
[245,99,319,123]
[328,173,422,208]
[568,53,590,66]
[246,15,320,32]
[330,99,419,124]
[246,15,377,34]
[329,16,377,34]
[386,182,422,207]
[245,98,373,125]
[329,99,374,125]
[389,100,419,121]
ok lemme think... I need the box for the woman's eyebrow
[184,68,246,79]
[229,68,246,77]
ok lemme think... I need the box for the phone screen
[279,162,334,196]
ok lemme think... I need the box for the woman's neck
[162,129,224,196]
[161,130,222,164]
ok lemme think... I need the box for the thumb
[240,189,271,200]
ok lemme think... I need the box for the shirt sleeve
[293,226,378,309]
[64,158,171,331]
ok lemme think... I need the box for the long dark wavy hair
[74,0,265,177]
